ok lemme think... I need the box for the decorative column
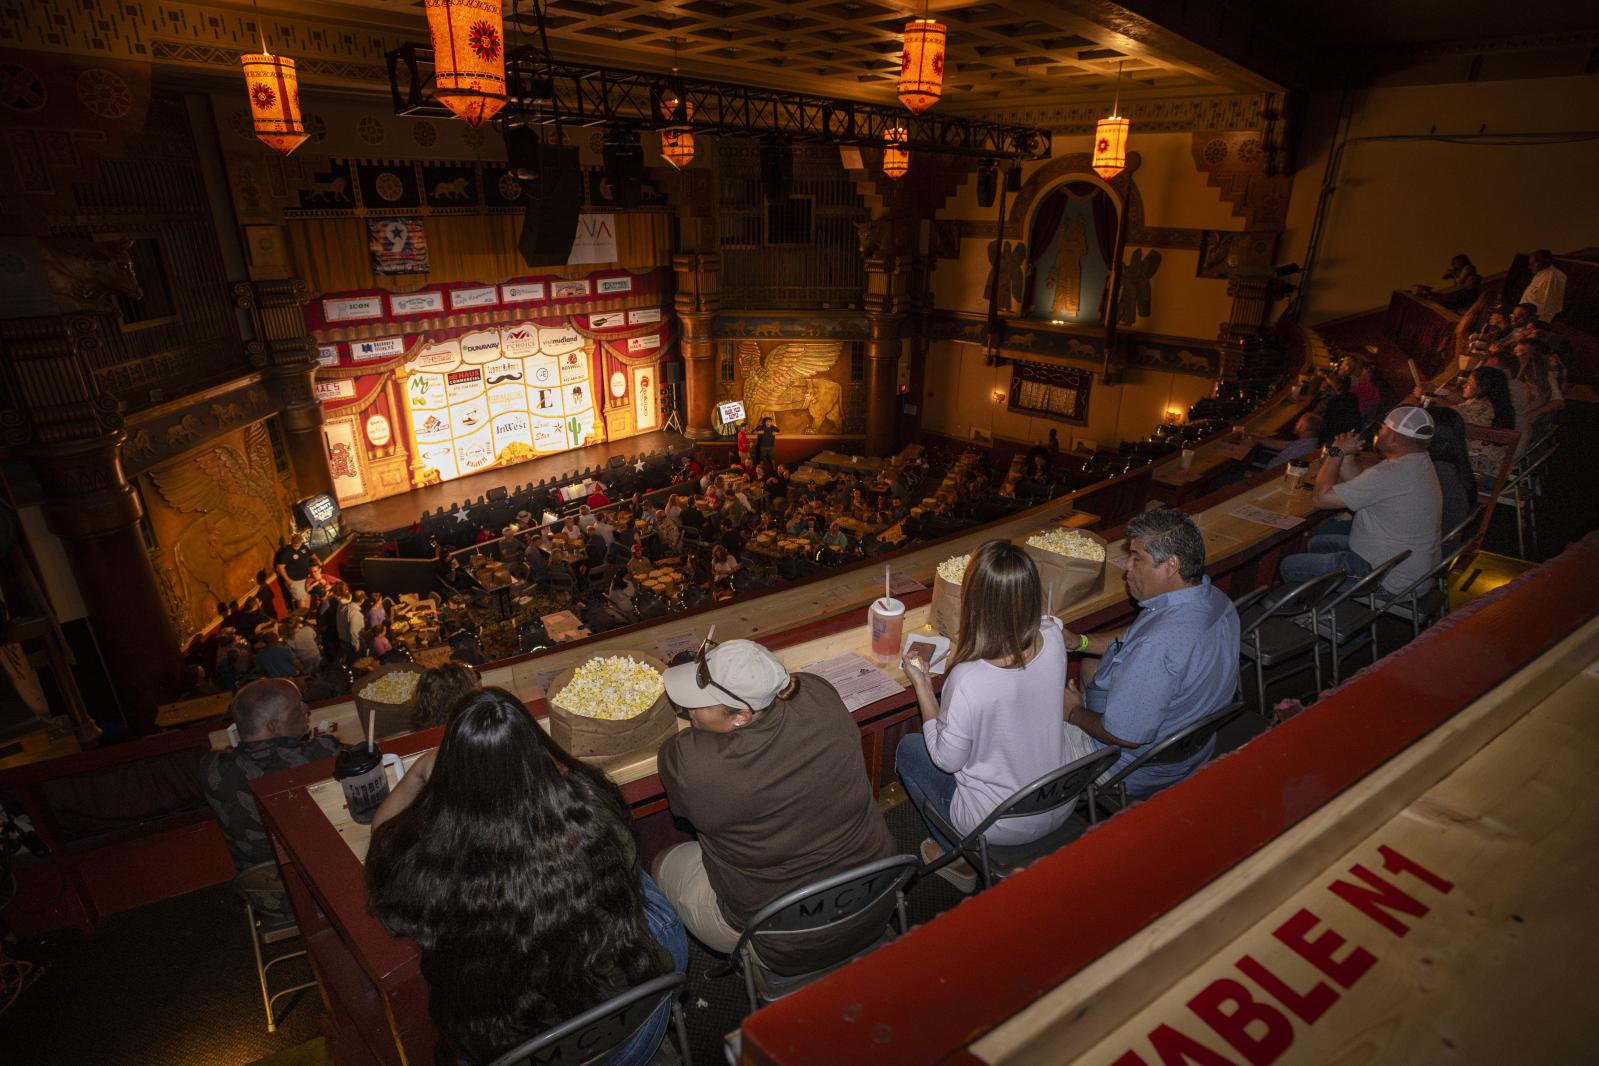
[237,279,335,498]
[0,312,179,736]
[863,255,912,457]
[672,253,721,440]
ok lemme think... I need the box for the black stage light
[602,127,645,209]
[976,160,998,208]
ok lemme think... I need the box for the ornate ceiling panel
[314,0,1260,109]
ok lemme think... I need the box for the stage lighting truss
[387,43,1051,163]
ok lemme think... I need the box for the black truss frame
[388,43,1051,161]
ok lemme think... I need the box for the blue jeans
[608,871,689,1066]
[895,733,959,853]
[1279,516,1371,593]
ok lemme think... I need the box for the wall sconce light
[993,389,1007,403]
[1164,405,1185,423]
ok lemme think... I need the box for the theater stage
[338,429,693,534]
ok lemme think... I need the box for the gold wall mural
[719,339,864,436]
[140,420,296,639]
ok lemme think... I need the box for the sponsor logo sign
[449,285,500,310]
[390,290,445,314]
[501,282,546,302]
[351,336,406,361]
[323,295,384,322]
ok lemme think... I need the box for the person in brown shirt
[653,638,896,974]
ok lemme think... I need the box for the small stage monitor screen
[298,492,340,528]
[402,324,597,488]
[717,400,746,425]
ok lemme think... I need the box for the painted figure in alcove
[1025,182,1115,325]
[1045,214,1088,318]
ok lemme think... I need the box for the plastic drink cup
[1179,447,1196,470]
[334,746,404,825]
[869,597,906,665]
[1285,460,1310,490]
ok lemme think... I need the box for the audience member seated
[365,622,393,659]
[224,596,272,642]
[253,630,302,680]
[608,573,638,618]
[1352,366,1383,422]
[1060,508,1240,799]
[1281,406,1442,596]
[1431,253,1482,309]
[283,616,322,673]
[653,640,896,972]
[1515,338,1564,430]
[366,689,687,1066]
[215,631,253,691]
[203,679,342,875]
[408,661,481,732]
[1256,412,1324,469]
[1521,248,1566,322]
[709,544,739,594]
[1317,372,1362,441]
[896,541,1076,892]
[1452,365,1517,482]
[1427,407,1478,539]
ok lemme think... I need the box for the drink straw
[367,710,375,752]
[884,564,891,602]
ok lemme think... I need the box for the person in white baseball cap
[1280,405,1442,597]
[651,631,896,974]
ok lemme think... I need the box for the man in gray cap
[652,637,895,974]
[1280,405,1442,596]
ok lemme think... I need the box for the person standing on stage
[274,531,321,610]
[653,639,895,973]
[756,417,778,464]
[736,422,751,465]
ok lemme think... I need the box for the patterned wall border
[122,376,277,474]
[711,313,872,341]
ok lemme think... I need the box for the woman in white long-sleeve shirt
[896,539,1072,890]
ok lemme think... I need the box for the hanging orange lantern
[241,52,309,156]
[882,127,910,180]
[660,96,695,170]
[898,18,946,115]
[661,126,695,170]
[1092,114,1129,180]
[425,0,506,127]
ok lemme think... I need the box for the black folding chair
[1237,570,1346,713]
[484,972,690,1066]
[1085,702,1247,823]
[1371,542,1468,642]
[920,748,1121,892]
[1299,550,1411,685]
[709,854,918,1013]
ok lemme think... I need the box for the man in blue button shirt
[1060,507,1240,799]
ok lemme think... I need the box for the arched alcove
[1020,177,1121,325]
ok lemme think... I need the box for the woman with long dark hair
[1426,406,1477,539]
[1455,365,1516,483]
[366,688,686,1065]
[895,540,1072,892]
